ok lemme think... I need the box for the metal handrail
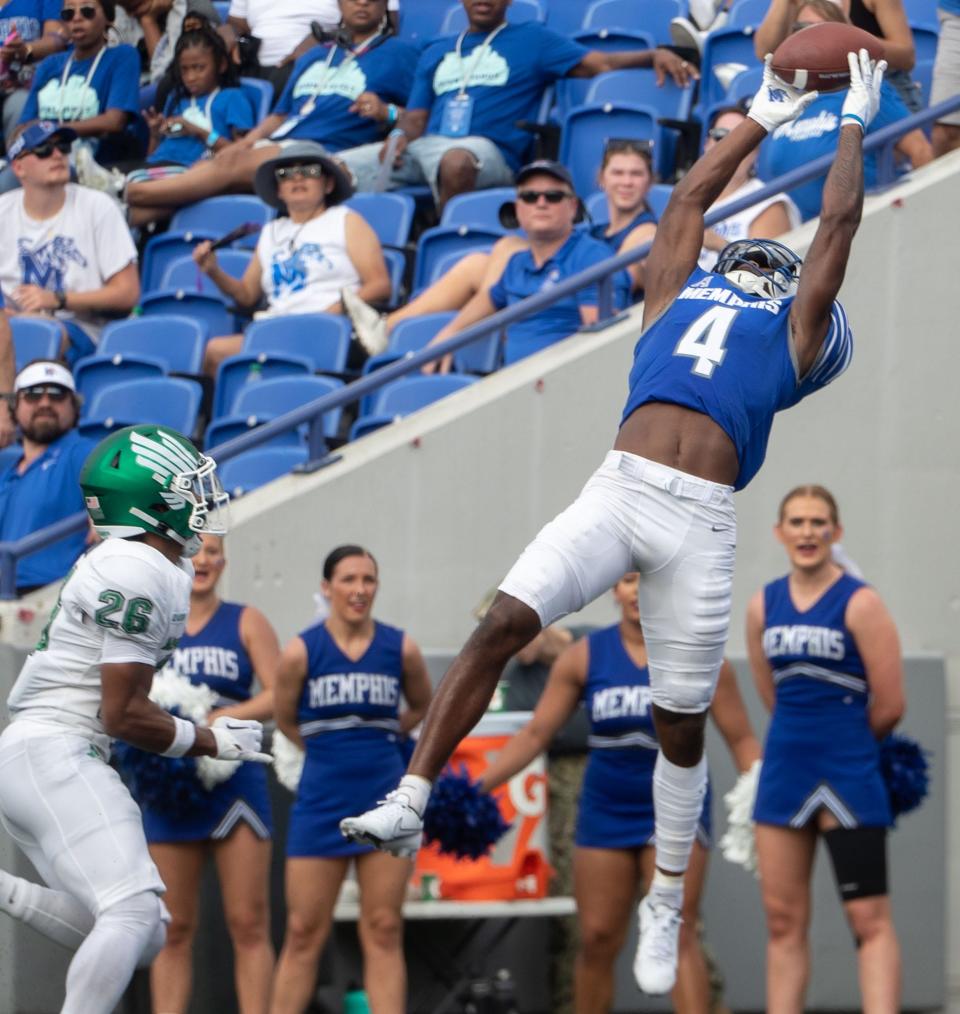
[2,93,958,599]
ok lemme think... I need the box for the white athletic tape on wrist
[162,716,197,757]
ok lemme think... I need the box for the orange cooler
[412,712,553,900]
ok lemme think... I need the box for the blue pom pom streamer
[879,733,930,820]
[423,766,512,860]
[114,708,209,815]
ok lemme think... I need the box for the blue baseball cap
[8,121,77,161]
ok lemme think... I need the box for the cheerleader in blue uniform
[479,573,760,1014]
[141,533,280,1014]
[746,485,905,1014]
[272,545,432,1014]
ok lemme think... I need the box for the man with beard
[0,360,96,596]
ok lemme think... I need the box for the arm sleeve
[795,301,854,399]
[536,27,589,80]
[405,47,439,113]
[103,47,142,114]
[215,88,255,135]
[92,194,139,280]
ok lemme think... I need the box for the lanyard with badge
[181,87,220,132]
[441,21,507,138]
[57,45,105,122]
[271,30,383,140]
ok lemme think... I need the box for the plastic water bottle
[248,360,263,383]
[343,985,371,1013]
[488,679,509,713]
[492,968,518,1013]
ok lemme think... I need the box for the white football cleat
[342,287,389,357]
[339,789,424,858]
[633,895,682,995]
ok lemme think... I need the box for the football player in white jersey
[0,424,271,1014]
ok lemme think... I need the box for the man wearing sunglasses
[0,121,139,364]
[0,359,95,596]
[420,160,631,372]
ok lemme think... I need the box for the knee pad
[649,665,717,714]
[824,827,889,903]
[101,891,167,968]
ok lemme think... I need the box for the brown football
[771,22,885,92]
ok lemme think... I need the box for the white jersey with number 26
[7,538,193,745]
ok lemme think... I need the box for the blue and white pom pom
[271,729,305,792]
[880,733,930,820]
[719,759,762,876]
[423,767,512,860]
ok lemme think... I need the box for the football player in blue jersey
[342,47,887,996]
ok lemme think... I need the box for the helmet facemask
[715,239,802,300]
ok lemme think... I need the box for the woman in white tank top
[192,141,391,377]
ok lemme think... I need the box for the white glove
[841,48,887,132]
[748,54,819,133]
[211,716,272,764]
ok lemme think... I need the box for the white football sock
[0,870,94,950]
[397,774,432,816]
[652,752,708,888]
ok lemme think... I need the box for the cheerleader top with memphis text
[170,601,254,704]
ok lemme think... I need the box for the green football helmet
[80,425,229,557]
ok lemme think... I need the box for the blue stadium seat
[157,249,252,298]
[243,314,351,375]
[547,0,593,34]
[583,0,683,46]
[79,377,202,441]
[98,315,207,375]
[440,0,544,34]
[903,0,938,22]
[560,103,662,196]
[398,0,451,47]
[911,22,939,63]
[170,195,273,248]
[11,318,62,372]
[414,225,505,291]
[572,28,656,53]
[552,77,593,122]
[699,26,762,112]
[75,355,166,410]
[383,248,406,307]
[213,353,313,418]
[725,65,763,106]
[344,192,416,248]
[239,76,274,122]
[349,374,478,441]
[218,446,309,496]
[212,0,229,20]
[913,57,934,108]
[141,231,216,293]
[205,375,345,450]
[140,291,236,338]
[423,244,496,289]
[585,68,694,120]
[727,0,769,29]
[441,188,517,229]
[453,331,502,375]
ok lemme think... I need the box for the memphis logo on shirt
[591,684,653,721]
[293,59,367,103]
[18,236,86,289]
[173,645,241,681]
[433,47,509,95]
[269,243,333,298]
[307,671,399,708]
[763,624,845,660]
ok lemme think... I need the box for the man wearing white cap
[0,359,95,595]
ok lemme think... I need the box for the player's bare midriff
[614,402,739,487]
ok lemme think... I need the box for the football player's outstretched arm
[643,57,816,328]
[791,51,885,376]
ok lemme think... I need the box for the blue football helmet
[715,238,802,299]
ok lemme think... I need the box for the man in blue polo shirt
[338,0,695,206]
[422,160,630,371]
[0,360,95,596]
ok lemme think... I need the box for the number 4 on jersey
[674,305,738,378]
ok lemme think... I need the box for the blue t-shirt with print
[21,44,142,162]
[0,0,59,87]
[149,88,254,166]
[757,82,910,221]
[0,429,96,591]
[272,36,418,151]
[407,23,587,170]
[488,230,630,364]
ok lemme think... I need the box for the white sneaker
[74,144,126,202]
[634,895,682,995]
[689,0,724,30]
[669,16,706,56]
[342,287,389,356]
[339,789,424,858]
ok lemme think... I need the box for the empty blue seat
[239,76,274,122]
[350,374,477,441]
[724,65,763,106]
[212,0,229,20]
[383,248,406,307]
[213,353,313,418]
[79,377,202,440]
[205,375,345,450]
[424,244,496,289]
[560,103,661,196]
[585,68,694,120]
[441,188,516,229]
[700,27,762,112]
[546,0,592,34]
[903,0,938,22]
[453,331,502,375]
[99,315,207,374]
[414,225,505,291]
[398,0,451,47]
[911,22,939,63]
[217,446,309,497]
[572,28,656,53]
[140,291,236,338]
[583,0,683,46]
[170,195,273,247]
[243,313,351,374]
[344,192,416,248]
[440,0,543,34]
[158,249,252,297]
[75,355,166,410]
[141,231,217,293]
[727,0,769,28]
[11,318,62,372]
[913,57,934,108]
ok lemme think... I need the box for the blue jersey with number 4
[620,268,853,489]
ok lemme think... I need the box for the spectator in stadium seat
[0,311,14,448]
[931,0,960,156]
[0,122,139,364]
[125,0,416,222]
[337,0,697,207]
[755,1,932,221]
[0,359,95,596]
[419,160,631,373]
[192,141,389,376]
[699,106,800,270]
